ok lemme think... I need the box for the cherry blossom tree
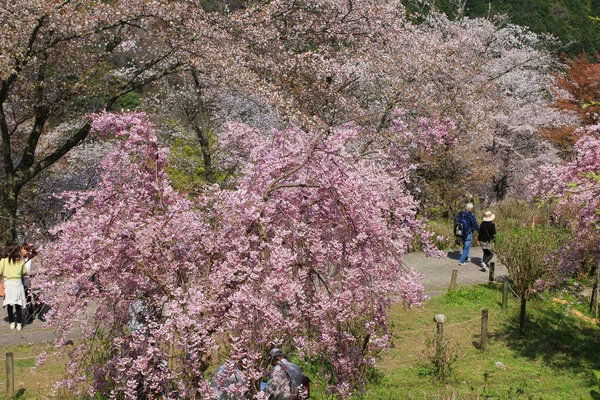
[1,0,570,242]
[0,0,201,242]
[39,111,452,398]
[182,4,567,213]
[529,124,600,277]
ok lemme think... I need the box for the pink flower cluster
[528,125,600,275]
[39,112,448,398]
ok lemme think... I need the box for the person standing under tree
[457,203,480,266]
[478,211,496,272]
[1,244,27,330]
[211,361,247,399]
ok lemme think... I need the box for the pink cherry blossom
[39,112,449,398]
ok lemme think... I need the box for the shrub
[491,198,548,231]
[425,219,456,250]
[494,226,571,336]
[421,333,459,382]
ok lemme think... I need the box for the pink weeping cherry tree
[38,112,454,399]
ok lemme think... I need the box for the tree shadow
[495,303,600,376]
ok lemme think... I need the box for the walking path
[0,247,509,345]
[402,246,509,297]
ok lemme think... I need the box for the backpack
[454,211,468,237]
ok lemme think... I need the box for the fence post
[592,262,600,319]
[436,321,444,354]
[488,262,495,285]
[480,310,488,350]
[502,281,509,311]
[450,270,458,291]
[591,283,598,315]
[6,352,14,398]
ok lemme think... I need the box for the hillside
[404,0,600,56]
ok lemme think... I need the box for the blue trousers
[459,232,473,263]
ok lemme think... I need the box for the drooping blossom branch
[39,112,451,398]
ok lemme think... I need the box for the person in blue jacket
[457,203,480,266]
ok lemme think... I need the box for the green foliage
[68,91,141,114]
[441,285,490,307]
[493,198,549,232]
[402,0,600,57]
[592,370,600,399]
[421,334,459,382]
[165,137,209,191]
[495,226,569,300]
[425,219,456,250]
[109,91,141,111]
[162,121,235,192]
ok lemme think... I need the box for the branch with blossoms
[36,111,452,398]
[528,124,600,277]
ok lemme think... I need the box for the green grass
[0,342,68,400]
[2,285,598,399]
[339,284,600,399]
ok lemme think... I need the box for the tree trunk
[197,127,215,184]
[0,181,19,244]
[519,297,527,337]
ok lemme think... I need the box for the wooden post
[480,310,488,350]
[488,262,495,285]
[502,281,509,311]
[6,352,14,398]
[450,270,458,291]
[436,321,444,354]
[592,262,600,319]
[590,283,597,314]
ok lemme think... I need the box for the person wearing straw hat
[478,211,497,272]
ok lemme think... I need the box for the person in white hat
[478,211,496,272]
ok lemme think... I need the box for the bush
[494,226,571,336]
[421,333,459,382]
[425,219,456,250]
[491,198,548,232]
[109,91,141,111]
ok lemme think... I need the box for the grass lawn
[1,284,598,399]
[0,342,68,400]
[329,284,600,399]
